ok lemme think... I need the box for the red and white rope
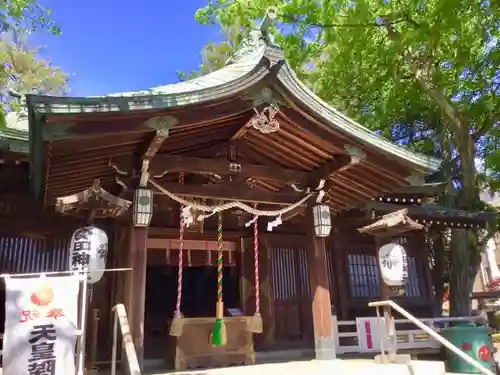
[174,172,185,316]
[253,203,260,314]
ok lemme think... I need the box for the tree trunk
[449,229,481,316]
[429,233,446,315]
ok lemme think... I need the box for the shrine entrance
[143,239,241,360]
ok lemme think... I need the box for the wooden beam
[142,129,169,161]
[127,226,148,369]
[150,154,310,184]
[151,181,305,205]
[310,154,353,184]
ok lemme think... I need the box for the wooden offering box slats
[166,317,255,370]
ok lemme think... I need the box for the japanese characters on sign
[69,226,108,284]
[28,324,56,375]
[3,276,79,375]
[378,243,408,287]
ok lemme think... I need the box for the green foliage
[0,0,60,34]
[0,33,68,119]
[194,0,500,195]
[177,26,240,81]
[194,0,500,315]
[0,0,61,126]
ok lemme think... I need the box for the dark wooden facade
[0,12,495,369]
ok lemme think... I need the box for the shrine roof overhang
[26,44,440,176]
[0,112,29,156]
[25,15,441,214]
[366,201,498,229]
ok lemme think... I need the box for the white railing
[111,303,141,375]
[332,314,480,354]
[369,300,495,375]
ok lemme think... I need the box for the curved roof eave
[277,63,442,174]
[27,45,269,115]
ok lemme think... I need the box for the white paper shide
[69,226,108,284]
[3,276,79,375]
[378,243,408,287]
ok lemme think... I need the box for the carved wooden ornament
[249,106,280,134]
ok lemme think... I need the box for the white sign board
[3,276,79,375]
[378,243,408,287]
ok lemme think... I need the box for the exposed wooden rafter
[149,154,308,184]
[148,153,355,187]
[151,181,305,205]
[141,116,178,162]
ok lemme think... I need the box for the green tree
[177,26,239,81]
[0,0,60,126]
[195,0,500,315]
[1,32,68,123]
[1,0,59,34]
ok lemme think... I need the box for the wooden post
[376,237,397,363]
[128,226,148,368]
[306,206,336,360]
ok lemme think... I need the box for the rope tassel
[211,211,227,346]
[248,203,263,333]
[170,172,186,337]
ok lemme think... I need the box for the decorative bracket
[249,105,280,134]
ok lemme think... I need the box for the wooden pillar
[127,226,148,368]
[306,207,336,360]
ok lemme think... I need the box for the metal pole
[77,275,89,375]
[376,306,387,363]
[0,267,132,279]
[111,309,118,375]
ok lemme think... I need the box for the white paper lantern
[133,188,154,227]
[378,243,408,287]
[312,204,332,237]
[69,227,108,284]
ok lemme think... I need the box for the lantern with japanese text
[69,227,108,284]
[378,243,408,287]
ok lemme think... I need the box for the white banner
[3,276,79,375]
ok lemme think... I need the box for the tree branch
[282,15,407,29]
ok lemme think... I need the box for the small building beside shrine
[0,10,496,373]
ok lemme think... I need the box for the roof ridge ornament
[226,8,278,65]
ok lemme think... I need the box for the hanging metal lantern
[312,204,331,237]
[378,242,408,287]
[133,188,154,227]
[69,227,108,284]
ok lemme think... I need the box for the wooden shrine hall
[0,9,496,372]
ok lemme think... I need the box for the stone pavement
[136,359,447,375]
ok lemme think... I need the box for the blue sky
[34,0,221,97]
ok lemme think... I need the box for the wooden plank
[151,181,306,205]
[147,238,237,251]
[150,154,309,184]
[142,130,169,161]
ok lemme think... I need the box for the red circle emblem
[478,345,491,362]
[30,286,54,307]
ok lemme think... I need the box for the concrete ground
[99,358,449,375]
